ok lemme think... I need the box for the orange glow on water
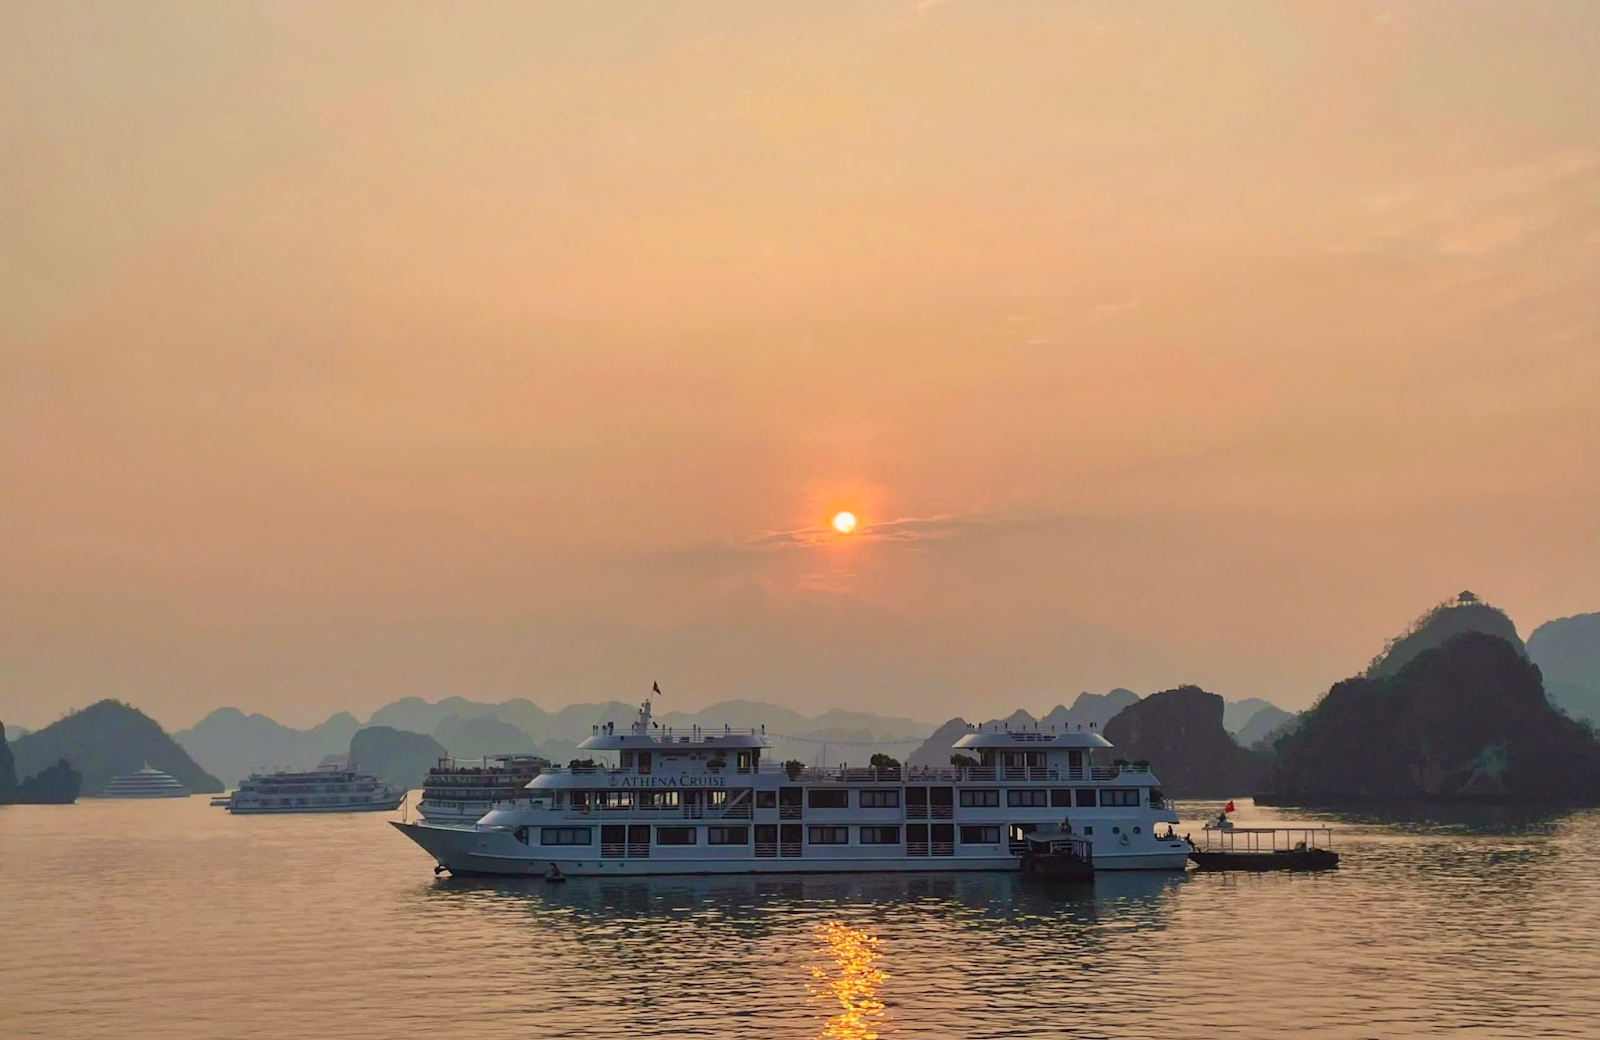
[809,921,887,1039]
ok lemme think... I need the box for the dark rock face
[349,727,448,790]
[0,720,17,803]
[1102,687,1268,798]
[1267,633,1600,804]
[1528,612,1600,724]
[907,718,972,768]
[11,701,223,795]
[16,758,81,804]
[1368,597,1525,679]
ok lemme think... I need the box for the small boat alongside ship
[225,763,404,814]
[95,764,191,799]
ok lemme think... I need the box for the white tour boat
[95,764,191,799]
[226,763,404,814]
[393,696,1190,876]
[418,754,550,825]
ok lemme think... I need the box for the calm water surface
[2,798,1597,1038]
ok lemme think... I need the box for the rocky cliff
[1102,687,1268,797]
[0,720,16,802]
[1367,593,1525,679]
[15,759,81,803]
[1527,612,1600,724]
[907,718,974,768]
[349,726,447,790]
[12,701,222,795]
[1266,632,1600,804]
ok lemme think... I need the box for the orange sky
[3,1,1598,729]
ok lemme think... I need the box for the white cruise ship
[393,696,1190,876]
[96,764,191,799]
[227,763,404,814]
[418,754,550,825]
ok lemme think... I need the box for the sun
[831,511,858,534]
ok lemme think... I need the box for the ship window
[540,827,590,846]
[1049,788,1072,807]
[959,825,1001,844]
[1074,789,1096,807]
[1082,826,1093,835]
[1133,826,1141,834]
[513,826,530,845]
[959,789,999,807]
[1006,789,1048,807]
[808,789,848,809]
[708,826,748,845]
[656,826,697,845]
[808,826,849,845]
[1101,789,1140,807]
[756,791,777,809]
[860,826,900,845]
[1111,826,1120,834]
[859,790,900,808]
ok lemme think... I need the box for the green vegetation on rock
[1267,632,1600,804]
[12,701,221,795]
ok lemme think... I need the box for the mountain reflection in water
[2,799,1598,1038]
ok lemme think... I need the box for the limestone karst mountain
[1101,687,1269,797]
[13,701,221,795]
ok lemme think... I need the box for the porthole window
[1111,826,1120,835]
[1133,826,1142,835]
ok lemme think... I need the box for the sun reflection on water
[809,921,888,1039]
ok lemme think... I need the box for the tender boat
[418,754,549,825]
[393,693,1193,877]
[95,764,191,799]
[1188,822,1340,871]
[1019,828,1095,882]
[225,763,404,814]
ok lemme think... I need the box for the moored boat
[95,764,191,799]
[1188,823,1340,871]
[226,763,403,814]
[394,692,1193,877]
[418,754,550,825]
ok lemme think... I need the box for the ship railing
[931,841,955,857]
[560,804,754,822]
[755,841,778,858]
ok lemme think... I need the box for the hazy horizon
[5,2,1598,732]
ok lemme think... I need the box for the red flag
[1224,800,1236,813]
[652,681,661,695]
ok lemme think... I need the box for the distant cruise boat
[97,764,191,799]
[226,763,404,814]
[418,754,550,825]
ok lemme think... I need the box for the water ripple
[2,799,1597,1038]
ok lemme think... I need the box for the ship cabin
[502,699,1174,865]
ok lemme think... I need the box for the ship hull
[393,822,1191,876]
[228,797,404,815]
